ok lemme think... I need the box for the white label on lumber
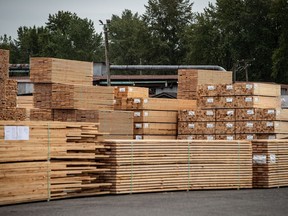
[267,109,275,115]
[270,154,276,164]
[266,122,274,127]
[128,87,133,92]
[254,97,259,102]
[119,87,126,92]
[247,135,254,140]
[247,109,254,115]
[144,123,149,128]
[134,112,141,117]
[227,136,234,140]
[207,98,214,103]
[207,123,214,128]
[227,110,234,116]
[226,98,233,103]
[188,111,195,116]
[187,136,195,140]
[226,85,233,90]
[135,123,142,129]
[135,135,143,140]
[208,85,215,90]
[253,155,266,164]
[246,84,253,89]
[113,100,116,104]
[134,98,141,104]
[207,135,214,140]
[4,126,29,141]
[226,123,234,128]
[144,99,148,103]
[246,122,254,128]
[188,123,195,129]
[268,135,276,140]
[144,112,149,117]
[276,110,280,116]
[206,110,214,116]
[245,97,253,102]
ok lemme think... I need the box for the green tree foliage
[109,10,149,67]
[271,0,288,84]
[0,34,19,63]
[142,0,194,64]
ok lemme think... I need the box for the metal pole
[103,22,111,86]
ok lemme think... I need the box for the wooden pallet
[30,57,93,86]
[102,140,252,194]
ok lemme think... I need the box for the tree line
[0,0,287,83]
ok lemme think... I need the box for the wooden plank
[134,110,177,123]
[114,86,149,98]
[134,123,177,135]
[178,122,215,135]
[178,109,215,122]
[234,82,281,97]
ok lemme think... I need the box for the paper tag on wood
[207,135,214,140]
[207,98,214,103]
[206,110,214,116]
[226,123,234,128]
[144,111,149,117]
[128,87,133,92]
[253,155,266,164]
[266,122,274,127]
[227,110,234,116]
[208,85,216,91]
[4,126,29,140]
[268,135,276,140]
[246,122,254,128]
[119,87,126,92]
[135,123,142,129]
[134,98,141,104]
[226,85,233,90]
[227,136,234,140]
[247,109,254,115]
[270,154,276,163]
[206,123,214,128]
[188,111,195,116]
[135,135,143,140]
[226,98,233,103]
[144,99,148,103]
[187,136,195,140]
[188,123,195,129]
[246,84,253,89]
[245,97,253,102]
[267,109,275,115]
[144,123,149,128]
[134,112,141,117]
[246,135,254,140]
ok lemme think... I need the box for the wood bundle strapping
[0,121,111,205]
[252,140,288,188]
[30,57,93,86]
[102,140,252,194]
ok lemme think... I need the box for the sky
[0,0,216,39]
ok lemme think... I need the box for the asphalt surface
[1,188,288,216]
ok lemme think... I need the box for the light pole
[99,19,111,86]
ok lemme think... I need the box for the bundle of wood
[0,49,27,121]
[30,57,93,86]
[252,140,288,188]
[178,82,286,141]
[102,140,252,194]
[30,108,54,121]
[0,121,111,205]
[177,69,233,100]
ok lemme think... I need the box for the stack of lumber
[0,121,111,206]
[177,69,233,100]
[179,82,286,141]
[53,109,134,140]
[30,57,93,86]
[0,49,26,120]
[252,140,288,188]
[115,94,196,139]
[102,140,252,194]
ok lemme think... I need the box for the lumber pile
[30,57,93,85]
[177,69,233,100]
[252,140,288,188]
[102,140,252,194]
[178,82,287,140]
[0,49,26,121]
[0,121,111,205]
[115,93,196,139]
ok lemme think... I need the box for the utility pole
[100,19,111,86]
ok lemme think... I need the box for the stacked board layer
[0,121,111,206]
[177,69,233,100]
[102,140,252,194]
[30,57,93,86]
[0,49,26,120]
[252,140,288,188]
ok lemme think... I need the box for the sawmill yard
[1,48,288,211]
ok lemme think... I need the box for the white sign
[4,126,29,141]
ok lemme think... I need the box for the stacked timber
[179,82,286,141]
[30,57,93,86]
[102,140,252,194]
[252,140,288,188]
[177,69,233,100]
[0,49,26,120]
[115,94,196,139]
[53,109,134,140]
[0,121,111,205]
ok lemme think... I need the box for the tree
[271,0,288,83]
[109,9,150,68]
[142,0,194,64]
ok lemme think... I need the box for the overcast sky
[0,0,216,39]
